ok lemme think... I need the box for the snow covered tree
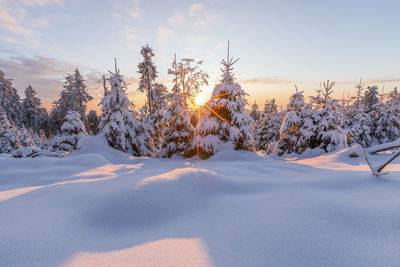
[57,111,87,152]
[86,110,100,136]
[256,99,282,150]
[0,108,21,153]
[310,81,347,152]
[71,68,93,120]
[194,41,255,158]
[0,71,23,126]
[49,69,92,134]
[273,88,313,155]
[22,85,47,134]
[99,59,153,156]
[147,83,168,150]
[159,55,194,158]
[373,87,400,144]
[363,86,379,113]
[250,101,261,123]
[137,44,158,116]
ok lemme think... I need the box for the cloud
[368,78,400,84]
[128,0,143,20]
[17,0,63,7]
[2,36,22,44]
[113,0,143,21]
[0,55,103,109]
[189,3,204,16]
[168,12,185,26]
[0,10,33,36]
[241,77,292,85]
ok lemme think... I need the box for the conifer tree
[311,81,347,152]
[0,108,21,153]
[71,68,93,120]
[137,44,157,116]
[273,88,313,155]
[159,55,194,158]
[99,59,152,156]
[257,99,282,150]
[57,111,87,152]
[250,101,261,123]
[0,71,23,126]
[86,110,100,136]
[195,41,255,158]
[22,85,47,134]
[49,69,92,134]
[147,83,168,150]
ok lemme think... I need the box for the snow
[1,136,400,266]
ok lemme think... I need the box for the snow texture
[1,136,400,266]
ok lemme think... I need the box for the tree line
[0,43,399,158]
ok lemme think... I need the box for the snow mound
[210,149,262,161]
[76,134,130,160]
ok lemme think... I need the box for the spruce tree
[159,55,194,158]
[147,83,168,150]
[86,110,100,136]
[311,81,347,152]
[57,111,87,152]
[71,68,93,120]
[256,99,282,150]
[99,59,152,156]
[195,41,255,158]
[0,108,21,153]
[137,44,157,116]
[273,89,313,155]
[0,71,23,126]
[22,85,47,134]
[49,69,92,134]
[250,101,261,123]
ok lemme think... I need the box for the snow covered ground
[1,135,400,267]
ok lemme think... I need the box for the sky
[0,0,399,111]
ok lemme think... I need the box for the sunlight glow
[195,92,207,106]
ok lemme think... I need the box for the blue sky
[0,0,399,110]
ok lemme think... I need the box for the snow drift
[1,137,400,266]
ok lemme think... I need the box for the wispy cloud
[189,3,204,16]
[0,0,62,46]
[241,77,292,85]
[0,55,102,109]
[17,0,63,7]
[368,78,400,84]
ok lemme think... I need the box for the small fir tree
[57,111,87,152]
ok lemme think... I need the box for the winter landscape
[1,1,400,266]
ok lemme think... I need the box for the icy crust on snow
[1,138,400,266]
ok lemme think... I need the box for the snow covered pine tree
[0,107,21,154]
[99,59,152,156]
[195,41,255,159]
[273,88,313,155]
[57,110,87,152]
[0,71,23,127]
[137,44,157,117]
[158,55,195,158]
[22,85,47,134]
[256,99,282,150]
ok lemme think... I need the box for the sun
[194,92,207,107]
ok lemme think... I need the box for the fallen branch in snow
[363,144,400,177]
[367,139,400,154]
[376,151,400,174]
